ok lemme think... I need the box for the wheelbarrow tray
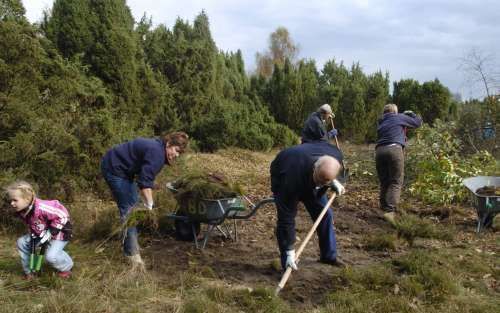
[462,176,500,232]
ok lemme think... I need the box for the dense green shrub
[406,120,496,205]
[1,4,296,200]
[192,100,296,152]
[0,16,143,199]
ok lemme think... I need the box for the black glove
[37,230,52,246]
[403,110,416,117]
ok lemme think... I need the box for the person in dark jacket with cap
[101,132,189,267]
[301,104,338,143]
[375,104,422,224]
[270,141,346,271]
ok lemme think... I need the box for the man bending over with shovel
[270,141,346,271]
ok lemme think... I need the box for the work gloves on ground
[327,128,338,138]
[329,179,345,196]
[285,249,298,270]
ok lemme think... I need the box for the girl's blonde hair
[5,180,36,201]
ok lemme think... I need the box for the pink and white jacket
[18,198,71,241]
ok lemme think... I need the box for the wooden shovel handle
[275,192,337,295]
[330,117,340,149]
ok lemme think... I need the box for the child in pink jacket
[6,181,73,279]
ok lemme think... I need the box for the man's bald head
[313,156,341,187]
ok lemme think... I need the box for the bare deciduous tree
[255,26,299,78]
[459,48,499,98]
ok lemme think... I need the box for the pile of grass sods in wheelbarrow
[167,171,274,248]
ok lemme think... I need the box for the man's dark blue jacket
[301,112,329,143]
[270,142,343,199]
[101,138,166,189]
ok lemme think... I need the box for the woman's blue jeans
[101,164,140,256]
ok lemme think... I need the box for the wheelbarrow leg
[224,223,232,239]
[200,225,216,249]
[233,219,238,242]
[477,210,489,233]
[216,225,230,239]
[192,223,200,249]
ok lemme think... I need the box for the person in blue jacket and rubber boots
[270,141,346,271]
[101,132,189,269]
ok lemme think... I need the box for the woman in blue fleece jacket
[101,132,189,267]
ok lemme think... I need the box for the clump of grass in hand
[125,208,159,229]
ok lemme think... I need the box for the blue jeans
[101,163,140,256]
[275,193,337,269]
[17,234,73,274]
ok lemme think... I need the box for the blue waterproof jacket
[101,138,166,189]
[301,112,329,143]
[270,142,343,199]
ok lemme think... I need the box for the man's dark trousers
[274,193,337,269]
[375,144,404,212]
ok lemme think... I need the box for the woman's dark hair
[163,132,189,152]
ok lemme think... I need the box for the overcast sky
[23,0,499,99]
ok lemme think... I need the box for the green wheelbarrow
[166,183,274,249]
[462,176,500,232]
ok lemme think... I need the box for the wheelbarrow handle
[230,198,275,220]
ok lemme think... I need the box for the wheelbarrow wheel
[175,218,201,241]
